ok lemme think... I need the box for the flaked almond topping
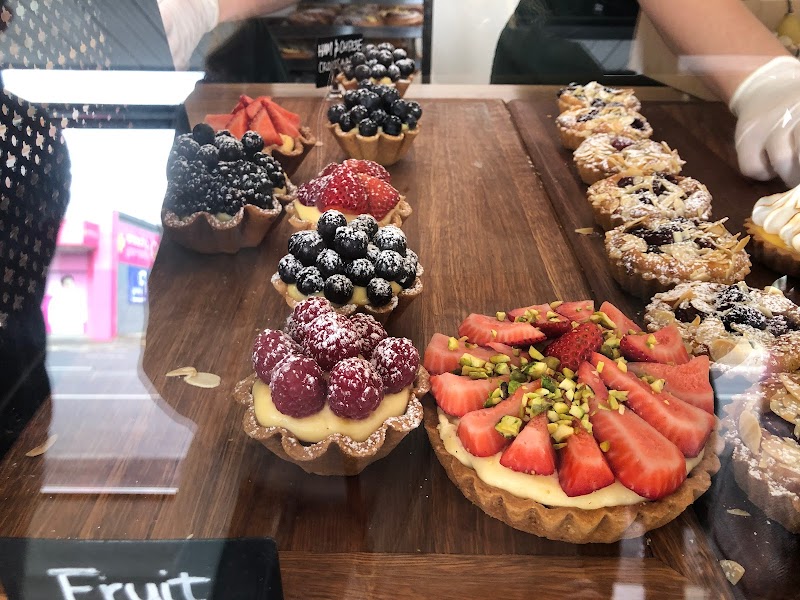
[726,508,751,517]
[166,366,198,378]
[720,560,745,585]
[26,434,58,457]
[185,372,222,389]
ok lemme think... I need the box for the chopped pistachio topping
[562,367,575,380]
[491,329,498,338]
[649,378,666,393]
[599,440,611,452]
[528,346,544,360]
[496,311,506,321]
[616,358,628,372]
[549,300,564,309]
[544,356,561,371]
[495,415,522,439]
[552,423,574,443]
[646,334,657,348]
[490,354,511,364]
[590,311,618,330]
[447,336,459,351]
[596,361,605,373]
[495,362,510,376]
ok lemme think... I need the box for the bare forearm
[217,0,297,22]
[638,0,789,101]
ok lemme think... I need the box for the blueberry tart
[556,105,653,151]
[336,43,415,97]
[574,134,684,185]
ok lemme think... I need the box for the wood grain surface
[0,89,791,599]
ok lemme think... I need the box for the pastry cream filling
[292,200,399,227]
[752,187,800,252]
[438,410,704,509]
[285,282,402,305]
[253,379,410,443]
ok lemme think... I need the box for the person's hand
[730,56,800,187]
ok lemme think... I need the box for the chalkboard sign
[0,538,282,600]
[315,34,363,88]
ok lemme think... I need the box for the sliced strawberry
[251,108,283,147]
[296,175,330,207]
[598,301,642,335]
[590,354,715,458]
[544,322,603,371]
[554,300,595,322]
[317,167,368,214]
[261,97,301,127]
[342,159,391,183]
[430,373,508,418]
[245,100,263,121]
[500,413,556,475]
[458,314,545,346]
[577,362,687,500]
[507,303,571,338]
[456,383,539,457]
[627,356,714,414]
[423,333,498,375]
[358,173,400,220]
[557,422,615,496]
[263,99,300,138]
[318,163,343,178]
[620,325,690,365]
[485,342,522,367]
[205,113,232,131]
[225,110,248,139]
[231,94,253,113]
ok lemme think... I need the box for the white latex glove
[158,0,219,70]
[729,56,800,187]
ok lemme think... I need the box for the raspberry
[290,297,334,343]
[270,355,326,418]
[327,357,384,419]
[284,313,304,344]
[252,329,302,383]
[303,312,361,371]
[371,337,419,393]
[349,313,387,358]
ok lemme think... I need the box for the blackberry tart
[271,219,423,323]
[605,216,751,299]
[235,297,431,476]
[587,172,711,231]
[557,81,641,114]
[573,134,684,185]
[326,83,421,166]
[645,282,800,373]
[556,105,653,151]
[162,126,296,254]
[336,43,415,97]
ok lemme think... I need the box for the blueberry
[339,113,355,132]
[373,226,407,255]
[364,47,378,61]
[406,101,422,119]
[278,254,304,284]
[345,258,375,286]
[383,115,402,136]
[365,243,380,262]
[358,118,378,137]
[334,227,369,260]
[370,109,388,126]
[375,250,404,280]
[405,249,418,268]
[328,104,346,124]
[390,99,409,119]
[396,257,417,288]
[296,267,324,296]
[214,129,233,140]
[350,52,366,66]
[344,90,361,109]
[349,105,369,122]
[354,64,372,81]
[382,88,400,107]
[342,63,355,80]
[377,42,395,52]
[364,44,377,53]
[376,50,393,67]
[387,64,401,82]
[392,48,407,62]
[360,91,381,112]
[367,278,393,307]
[289,230,325,266]
[405,115,418,130]
[371,64,388,80]
[396,58,415,78]
[324,274,354,305]
[241,131,264,156]
[316,248,345,279]
[192,123,215,146]
[350,214,379,239]
[358,79,375,90]
[317,210,347,245]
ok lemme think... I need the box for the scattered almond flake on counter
[726,508,751,517]
[25,434,58,457]
[166,366,198,378]
[720,560,745,585]
[575,227,595,235]
[185,372,222,388]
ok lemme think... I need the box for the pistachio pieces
[167,365,221,389]
[25,434,57,457]
[720,560,745,585]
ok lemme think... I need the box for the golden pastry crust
[745,218,800,278]
[556,105,652,150]
[722,375,800,532]
[574,134,684,185]
[587,172,711,231]
[265,125,317,178]
[645,282,800,373]
[235,367,430,476]
[605,217,751,299]
[285,197,412,232]
[557,82,641,114]
[326,121,419,166]
[424,405,720,543]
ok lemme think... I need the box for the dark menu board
[316,34,363,88]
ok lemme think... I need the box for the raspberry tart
[272,220,423,323]
[336,43,415,97]
[326,84,421,166]
[235,298,431,475]
[204,95,316,177]
[645,282,800,374]
[161,125,296,254]
[587,172,712,231]
[424,302,719,543]
[573,135,684,185]
[605,216,751,299]
[286,160,412,231]
[744,186,800,278]
[557,82,641,114]
[556,105,653,150]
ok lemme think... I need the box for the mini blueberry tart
[557,81,641,114]
[587,172,711,231]
[336,42,415,98]
[605,216,751,299]
[556,105,653,150]
[645,282,800,373]
[574,134,684,185]
[723,374,800,532]
[161,126,296,254]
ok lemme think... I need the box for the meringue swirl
[752,186,800,253]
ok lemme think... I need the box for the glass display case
[0,1,799,599]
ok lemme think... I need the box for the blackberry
[365,243,380,263]
[317,210,348,245]
[392,48,407,61]
[387,64,401,82]
[316,249,345,279]
[370,109,388,126]
[350,214,379,240]
[373,226,407,255]
[629,226,675,247]
[722,306,767,332]
[175,134,201,160]
[716,285,749,310]
[617,176,634,188]
[278,254,304,284]
[590,98,606,108]
[216,137,244,161]
[289,230,326,266]
[192,123,216,146]
[241,131,265,156]
[766,315,792,336]
[196,144,219,168]
[396,257,417,288]
[375,250,404,280]
[367,278,393,307]
[407,101,422,119]
[345,258,374,286]
[630,118,645,130]
[295,267,325,296]
[371,64,388,80]
[610,137,632,152]
[168,157,191,185]
[383,115,402,136]
[334,227,369,260]
[359,119,378,137]
[328,104,346,124]
[695,238,715,250]
[349,105,369,122]
[674,305,704,323]
[344,90,361,109]
[646,245,662,254]
[577,109,599,123]
[324,274,354,305]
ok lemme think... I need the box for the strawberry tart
[424,301,719,543]
[235,297,430,475]
[286,160,412,231]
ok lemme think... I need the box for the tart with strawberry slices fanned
[424,301,719,543]
[286,160,412,231]
[204,95,316,177]
[234,297,430,475]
